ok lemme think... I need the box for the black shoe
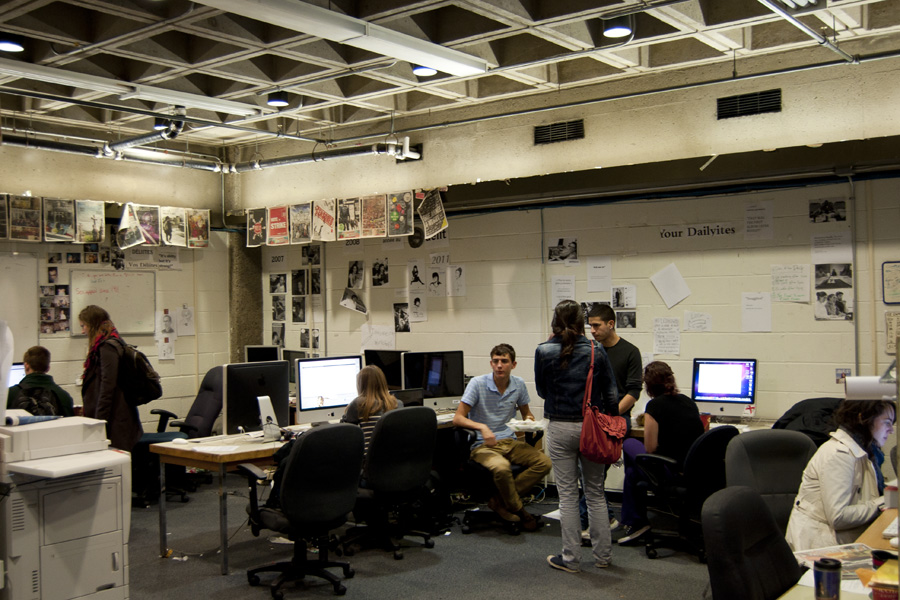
[617,524,650,546]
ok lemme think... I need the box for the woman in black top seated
[616,361,704,545]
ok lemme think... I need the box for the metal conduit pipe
[757,0,857,64]
[231,139,418,173]
[104,118,184,156]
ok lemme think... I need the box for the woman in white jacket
[785,399,895,551]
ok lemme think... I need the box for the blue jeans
[621,437,648,527]
[546,420,611,570]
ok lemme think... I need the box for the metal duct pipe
[231,139,415,173]
[757,0,857,64]
[104,118,184,156]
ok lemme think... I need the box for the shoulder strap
[582,342,595,415]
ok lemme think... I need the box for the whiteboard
[70,270,156,335]
[0,253,39,357]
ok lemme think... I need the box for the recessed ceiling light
[412,65,438,77]
[602,15,633,39]
[0,33,25,53]
[267,91,289,107]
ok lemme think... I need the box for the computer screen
[7,362,26,388]
[223,361,290,434]
[390,387,425,407]
[296,355,362,424]
[691,358,757,417]
[364,349,406,389]
[402,351,465,399]
[245,345,281,363]
[282,349,307,385]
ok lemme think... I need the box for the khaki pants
[470,438,552,512]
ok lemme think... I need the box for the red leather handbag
[579,343,628,464]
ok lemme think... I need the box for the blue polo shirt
[461,373,530,447]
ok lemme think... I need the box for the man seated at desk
[452,343,552,531]
[7,345,75,416]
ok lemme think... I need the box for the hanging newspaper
[74,199,105,244]
[9,195,41,241]
[187,208,209,248]
[0,194,7,239]
[247,207,267,247]
[160,206,187,247]
[267,206,290,245]
[42,198,75,242]
[312,199,336,242]
[387,191,413,237]
[133,204,161,246]
[337,197,361,240]
[117,203,146,249]
[417,189,448,239]
[361,195,387,238]
[290,202,312,244]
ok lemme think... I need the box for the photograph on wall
[814,290,853,321]
[300,328,310,348]
[84,251,99,264]
[361,195,387,238]
[160,206,186,247]
[0,194,7,239]
[310,268,321,295]
[133,204,161,245]
[272,323,285,347]
[547,237,578,263]
[312,329,320,349]
[408,258,425,293]
[347,260,364,289]
[43,197,75,242]
[808,197,846,223]
[247,207,267,247]
[178,305,195,336]
[388,191,414,237]
[449,264,466,297]
[340,288,367,315]
[612,285,637,309]
[814,263,852,290]
[74,199,105,243]
[186,209,209,248]
[290,202,312,244]
[66,252,81,263]
[270,273,287,293]
[337,197,361,240]
[272,295,286,322]
[617,311,637,329]
[372,257,389,287]
[417,189,448,239]
[48,252,62,263]
[292,297,306,323]
[267,205,290,245]
[312,199,336,241]
[393,303,410,332]
[291,269,307,295]
[409,295,426,322]
[302,244,321,266]
[427,266,446,297]
[9,195,42,241]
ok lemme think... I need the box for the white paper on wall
[650,263,691,309]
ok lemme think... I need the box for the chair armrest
[169,420,199,435]
[150,408,179,433]
[635,453,679,488]
[237,463,267,481]
[237,463,269,528]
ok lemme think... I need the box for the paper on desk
[796,569,869,594]
[508,418,548,432]
[193,445,240,452]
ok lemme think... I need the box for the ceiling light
[267,91,289,107]
[193,0,489,77]
[0,33,25,53]
[153,118,168,130]
[412,65,437,77]
[602,15,634,39]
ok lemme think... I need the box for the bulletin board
[0,253,39,357]
[70,270,156,335]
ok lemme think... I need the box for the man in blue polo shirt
[452,343,552,531]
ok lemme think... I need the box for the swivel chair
[341,406,438,559]
[725,429,817,535]
[240,423,365,599]
[634,425,739,561]
[702,486,803,600]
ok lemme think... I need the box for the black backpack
[114,340,164,407]
[11,384,59,416]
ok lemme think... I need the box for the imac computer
[223,361,291,434]
[296,355,363,425]
[282,349,308,394]
[390,387,425,407]
[245,345,281,363]
[401,350,465,409]
[691,358,758,419]
[7,362,25,388]
[363,349,407,389]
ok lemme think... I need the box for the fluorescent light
[194,0,489,77]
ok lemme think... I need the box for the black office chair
[341,406,438,559]
[725,429,817,535]
[239,423,365,599]
[771,397,841,447]
[634,425,739,561]
[702,486,803,600]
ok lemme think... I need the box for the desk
[857,508,898,552]
[150,436,285,575]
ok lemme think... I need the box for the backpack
[114,340,163,407]
[11,384,59,416]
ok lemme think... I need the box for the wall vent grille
[534,120,584,145]
[717,89,782,119]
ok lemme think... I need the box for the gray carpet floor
[128,478,711,600]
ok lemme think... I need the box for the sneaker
[595,561,611,568]
[609,518,620,530]
[581,528,591,542]
[546,554,578,573]
[617,524,650,546]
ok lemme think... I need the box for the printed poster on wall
[160,206,187,247]
[337,198,360,240]
[267,206,290,245]
[133,204,161,246]
[42,198,75,242]
[75,199,105,243]
[388,191,413,237]
[9,195,41,241]
[247,207,267,247]
[186,209,209,248]
[416,189,448,239]
[312,199,336,242]
[361,195,387,238]
[290,202,311,244]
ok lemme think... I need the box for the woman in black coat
[79,305,143,451]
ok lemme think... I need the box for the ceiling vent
[534,119,585,145]
[717,89,782,120]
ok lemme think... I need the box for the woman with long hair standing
[341,365,401,451]
[535,300,618,572]
[79,305,143,451]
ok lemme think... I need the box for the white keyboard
[883,516,898,539]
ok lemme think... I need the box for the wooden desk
[151,437,284,575]
[857,508,898,551]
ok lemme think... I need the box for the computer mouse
[172,438,188,445]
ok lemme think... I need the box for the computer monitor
[282,349,308,389]
[7,362,26,388]
[245,345,281,363]
[691,358,758,418]
[401,351,465,408]
[296,355,363,425]
[223,361,290,434]
[364,349,407,389]
[390,388,425,407]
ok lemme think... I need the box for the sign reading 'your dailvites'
[659,223,737,240]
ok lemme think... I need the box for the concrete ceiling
[1,0,900,157]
